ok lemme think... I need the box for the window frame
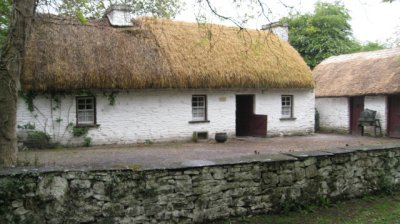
[190,95,209,123]
[281,95,294,119]
[76,96,97,127]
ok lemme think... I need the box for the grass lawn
[218,192,400,224]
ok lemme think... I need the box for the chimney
[261,22,289,41]
[105,4,134,27]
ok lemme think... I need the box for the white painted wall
[16,89,314,146]
[255,89,315,136]
[364,95,387,135]
[316,97,350,133]
[316,96,387,135]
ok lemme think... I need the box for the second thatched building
[313,48,400,137]
[17,8,315,146]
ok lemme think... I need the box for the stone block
[183,170,200,175]
[262,172,278,187]
[11,200,23,208]
[305,165,318,178]
[102,202,124,217]
[294,168,305,181]
[279,173,294,186]
[70,179,91,189]
[304,158,317,167]
[126,206,144,216]
[37,176,68,202]
[318,158,332,167]
[13,207,29,216]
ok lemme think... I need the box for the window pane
[192,95,206,121]
[77,97,95,124]
[281,96,292,118]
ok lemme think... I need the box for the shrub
[72,126,89,137]
[25,131,51,149]
[83,137,92,147]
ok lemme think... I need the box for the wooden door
[250,115,267,137]
[350,96,364,135]
[388,95,400,138]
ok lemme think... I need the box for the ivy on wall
[18,90,37,112]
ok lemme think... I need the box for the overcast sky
[176,0,400,44]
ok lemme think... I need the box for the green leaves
[0,0,12,47]
[75,10,88,25]
[282,1,382,69]
[57,0,182,20]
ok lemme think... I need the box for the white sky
[176,0,400,44]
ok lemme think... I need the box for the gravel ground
[15,133,400,170]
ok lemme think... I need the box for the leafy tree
[282,1,360,68]
[351,41,386,52]
[55,0,181,19]
[0,0,12,46]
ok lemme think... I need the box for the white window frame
[76,96,96,126]
[281,95,293,118]
[192,95,207,121]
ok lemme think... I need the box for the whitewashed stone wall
[16,89,314,146]
[256,89,315,136]
[364,95,387,135]
[316,96,387,135]
[316,97,349,133]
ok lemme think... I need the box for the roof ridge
[320,47,400,65]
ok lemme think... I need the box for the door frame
[349,96,364,135]
[235,94,267,137]
[388,94,400,138]
[235,94,255,137]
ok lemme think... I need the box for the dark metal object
[358,109,382,137]
[215,132,228,143]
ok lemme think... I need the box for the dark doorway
[236,95,267,137]
[350,96,364,135]
[388,95,400,138]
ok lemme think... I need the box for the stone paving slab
[285,150,334,158]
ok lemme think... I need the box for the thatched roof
[313,48,400,97]
[21,15,314,91]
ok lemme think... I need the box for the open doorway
[236,95,267,137]
[388,95,400,138]
[350,96,364,135]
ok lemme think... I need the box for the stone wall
[1,145,400,223]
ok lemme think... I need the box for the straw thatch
[313,48,400,97]
[21,15,314,91]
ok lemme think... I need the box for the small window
[76,96,96,126]
[192,95,207,121]
[281,95,293,118]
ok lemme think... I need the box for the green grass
[218,192,400,224]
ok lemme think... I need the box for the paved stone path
[13,134,400,171]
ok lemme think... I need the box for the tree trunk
[0,0,37,167]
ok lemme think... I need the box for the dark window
[192,95,207,121]
[281,95,293,118]
[76,96,96,126]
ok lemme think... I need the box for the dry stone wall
[1,145,400,223]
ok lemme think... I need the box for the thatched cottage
[313,48,400,137]
[17,7,315,146]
